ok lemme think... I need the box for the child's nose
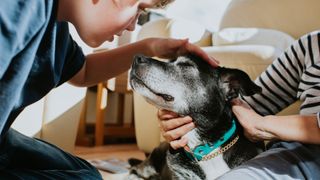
[126,15,139,32]
[126,22,136,31]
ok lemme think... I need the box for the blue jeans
[0,129,102,179]
[218,141,320,180]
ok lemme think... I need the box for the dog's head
[129,54,262,179]
[130,54,261,118]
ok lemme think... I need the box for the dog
[128,54,263,179]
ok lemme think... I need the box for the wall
[164,0,232,32]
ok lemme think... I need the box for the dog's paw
[125,173,143,180]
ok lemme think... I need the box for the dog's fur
[128,54,263,179]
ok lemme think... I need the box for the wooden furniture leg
[95,83,108,146]
[76,90,93,146]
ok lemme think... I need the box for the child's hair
[154,0,175,8]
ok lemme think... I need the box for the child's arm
[69,38,150,87]
[69,38,218,87]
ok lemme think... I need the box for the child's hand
[157,109,195,149]
[147,38,219,68]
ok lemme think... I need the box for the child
[0,0,218,178]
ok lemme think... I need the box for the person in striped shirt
[158,31,320,179]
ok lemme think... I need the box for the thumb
[232,105,249,127]
[232,105,242,119]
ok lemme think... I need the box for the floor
[74,144,146,179]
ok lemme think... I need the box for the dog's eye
[177,62,193,67]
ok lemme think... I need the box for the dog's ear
[218,67,262,100]
[128,158,143,166]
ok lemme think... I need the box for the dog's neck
[182,105,239,159]
[184,119,236,149]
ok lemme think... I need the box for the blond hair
[154,0,175,8]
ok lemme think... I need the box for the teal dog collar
[185,119,237,161]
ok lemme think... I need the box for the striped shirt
[243,31,320,116]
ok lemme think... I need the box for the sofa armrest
[12,99,44,138]
[133,93,162,153]
[41,83,86,153]
[11,83,86,154]
[137,18,212,47]
[213,28,295,51]
[203,45,278,79]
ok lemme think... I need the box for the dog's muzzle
[130,55,175,102]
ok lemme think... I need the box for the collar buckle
[184,145,200,162]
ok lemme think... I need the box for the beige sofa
[12,83,86,153]
[133,0,320,153]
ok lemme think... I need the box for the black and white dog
[128,54,263,179]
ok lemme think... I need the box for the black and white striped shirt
[243,31,320,116]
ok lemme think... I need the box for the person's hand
[157,109,195,149]
[146,38,219,67]
[232,98,277,142]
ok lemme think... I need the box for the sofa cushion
[213,28,295,52]
[166,19,212,47]
[219,0,320,39]
[136,18,212,47]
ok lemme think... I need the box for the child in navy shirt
[0,0,218,178]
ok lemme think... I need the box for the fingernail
[181,137,188,144]
[231,98,240,105]
[184,116,192,121]
[171,112,179,117]
[189,122,195,128]
[211,57,220,64]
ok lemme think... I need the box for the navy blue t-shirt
[0,0,85,138]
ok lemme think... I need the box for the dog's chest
[184,130,230,179]
[198,151,230,179]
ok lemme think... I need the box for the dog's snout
[134,54,148,65]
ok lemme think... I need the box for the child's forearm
[261,114,320,144]
[69,38,152,87]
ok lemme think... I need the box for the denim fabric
[0,129,102,179]
[218,141,320,180]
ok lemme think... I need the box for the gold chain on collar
[201,135,239,161]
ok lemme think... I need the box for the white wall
[164,0,232,32]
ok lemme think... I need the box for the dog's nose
[134,54,148,65]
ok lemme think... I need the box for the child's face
[77,0,160,47]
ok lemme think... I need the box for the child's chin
[86,36,115,47]
[106,35,115,42]
[86,41,102,48]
